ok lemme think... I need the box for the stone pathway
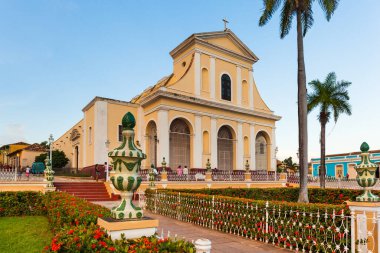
[95,201,287,253]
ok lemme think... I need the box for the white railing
[146,191,352,252]
[0,168,44,182]
[138,170,279,182]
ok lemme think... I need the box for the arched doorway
[146,121,158,167]
[169,118,191,169]
[255,132,269,171]
[218,126,234,171]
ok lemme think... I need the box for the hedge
[164,187,368,205]
[0,191,46,217]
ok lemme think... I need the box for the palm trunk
[320,116,326,188]
[296,9,309,203]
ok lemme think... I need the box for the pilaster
[210,117,218,169]
[237,122,243,170]
[250,124,256,170]
[271,127,277,171]
[236,66,242,106]
[210,56,216,99]
[193,115,202,168]
[194,51,201,97]
[157,110,169,166]
[249,70,254,109]
[94,100,108,165]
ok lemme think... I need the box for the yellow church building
[54,29,281,172]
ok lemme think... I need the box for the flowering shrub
[164,187,368,205]
[0,191,46,216]
[42,192,195,252]
[146,190,350,252]
[44,192,111,231]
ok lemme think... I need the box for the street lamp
[48,134,54,167]
[105,139,110,181]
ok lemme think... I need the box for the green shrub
[0,191,46,217]
[162,187,366,205]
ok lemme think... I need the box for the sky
[0,0,379,161]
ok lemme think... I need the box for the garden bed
[0,191,195,253]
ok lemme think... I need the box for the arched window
[170,119,191,169]
[203,131,210,154]
[218,126,234,170]
[88,127,92,145]
[146,121,158,167]
[221,74,231,101]
[201,68,209,92]
[242,80,249,105]
[255,132,268,171]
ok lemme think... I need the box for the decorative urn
[44,156,54,187]
[109,112,146,219]
[354,142,380,202]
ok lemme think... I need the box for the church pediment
[170,30,259,63]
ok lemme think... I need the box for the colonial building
[0,142,30,165]
[311,150,380,178]
[54,29,281,171]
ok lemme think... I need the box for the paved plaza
[96,201,287,253]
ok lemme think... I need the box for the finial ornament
[354,142,379,202]
[108,112,146,219]
[360,142,370,152]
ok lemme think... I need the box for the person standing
[183,166,188,180]
[25,165,30,181]
[95,164,100,182]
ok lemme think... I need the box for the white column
[250,124,256,170]
[193,115,202,168]
[271,127,277,171]
[94,101,108,165]
[194,51,201,97]
[210,57,216,99]
[157,110,169,166]
[249,70,254,109]
[236,66,242,106]
[237,122,244,170]
[210,117,218,169]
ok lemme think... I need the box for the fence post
[154,189,157,213]
[211,195,215,230]
[177,192,181,220]
[194,238,211,253]
[265,201,269,233]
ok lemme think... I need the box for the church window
[201,68,209,92]
[89,127,92,145]
[221,74,231,101]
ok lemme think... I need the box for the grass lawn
[0,216,52,253]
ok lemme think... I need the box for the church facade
[54,30,281,171]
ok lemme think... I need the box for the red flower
[99,241,107,248]
[109,247,116,251]
[91,244,96,249]
[67,229,74,235]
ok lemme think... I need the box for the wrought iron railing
[145,191,351,252]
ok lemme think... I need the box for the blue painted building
[311,150,380,178]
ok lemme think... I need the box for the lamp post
[15,153,20,181]
[105,139,110,181]
[48,134,54,168]
[274,146,278,181]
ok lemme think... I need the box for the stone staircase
[54,182,119,201]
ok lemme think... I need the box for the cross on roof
[222,18,229,30]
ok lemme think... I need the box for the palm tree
[259,0,340,202]
[307,72,351,188]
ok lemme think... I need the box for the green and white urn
[109,112,146,219]
[354,142,380,202]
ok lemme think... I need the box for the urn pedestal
[97,112,158,239]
